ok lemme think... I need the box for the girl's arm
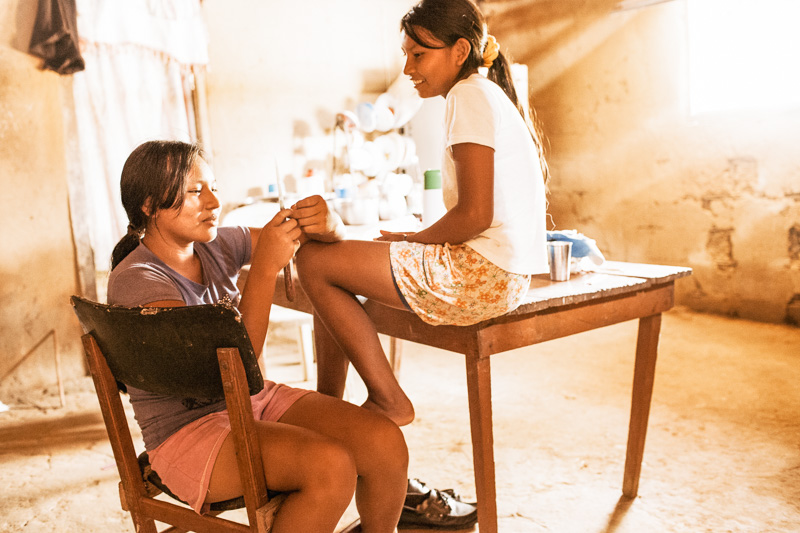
[241,209,301,356]
[382,143,495,244]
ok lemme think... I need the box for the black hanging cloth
[28,0,85,75]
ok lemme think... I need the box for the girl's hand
[291,195,345,243]
[251,208,301,274]
[375,230,415,242]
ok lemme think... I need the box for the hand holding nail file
[275,162,296,302]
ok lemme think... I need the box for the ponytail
[486,50,551,187]
[110,233,141,271]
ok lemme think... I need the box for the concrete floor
[1,306,799,532]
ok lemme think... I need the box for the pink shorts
[389,242,531,326]
[148,380,312,513]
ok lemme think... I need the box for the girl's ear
[453,37,472,66]
[142,197,153,217]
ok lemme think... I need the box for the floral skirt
[389,242,530,326]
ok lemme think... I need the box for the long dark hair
[110,140,205,270]
[401,0,550,185]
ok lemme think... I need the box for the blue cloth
[547,230,605,265]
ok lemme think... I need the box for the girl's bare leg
[207,393,407,533]
[280,393,408,532]
[208,420,357,533]
[295,240,414,425]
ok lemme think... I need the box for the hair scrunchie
[482,34,499,68]
[127,224,142,238]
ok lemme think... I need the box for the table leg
[623,312,662,497]
[465,350,498,533]
[389,337,402,378]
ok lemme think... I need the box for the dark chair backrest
[70,296,264,399]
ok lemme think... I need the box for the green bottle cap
[424,169,442,190]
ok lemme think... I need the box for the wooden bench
[268,261,691,533]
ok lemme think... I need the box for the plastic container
[422,169,446,228]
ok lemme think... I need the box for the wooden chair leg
[218,348,273,528]
[298,322,315,381]
[118,483,159,533]
[464,350,498,533]
[127,508,159,533]
[623,313,662,497]
[389,337,402,378]
[157,526,190,533]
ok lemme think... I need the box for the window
[688,0,800,114]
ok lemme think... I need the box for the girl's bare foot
[362,395,415,426]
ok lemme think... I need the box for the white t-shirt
[442,73,548,275]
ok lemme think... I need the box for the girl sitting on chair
[107,140,407,533]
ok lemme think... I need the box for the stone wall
[0,1,84,393]
[487,0,800,323]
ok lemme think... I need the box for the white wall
[202,0,417,205]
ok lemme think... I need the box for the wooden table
[269,261,691,533]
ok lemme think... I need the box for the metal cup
[547,241,572,281]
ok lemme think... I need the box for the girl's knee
[295,242,331,290]
[309,440,359,495]
[295,241,324,273]
[272,439,357,527]
[361,416,409,474]
[384,421,409,473]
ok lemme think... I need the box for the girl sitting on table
[107,140,408,533]
[295,0,551,427]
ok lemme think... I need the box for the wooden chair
[71,295,284,533]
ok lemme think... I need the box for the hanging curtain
[71,0,209,271]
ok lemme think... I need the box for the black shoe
[406,478,477,506]
[400,479,478,530]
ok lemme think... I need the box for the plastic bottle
[422,169,446,228]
